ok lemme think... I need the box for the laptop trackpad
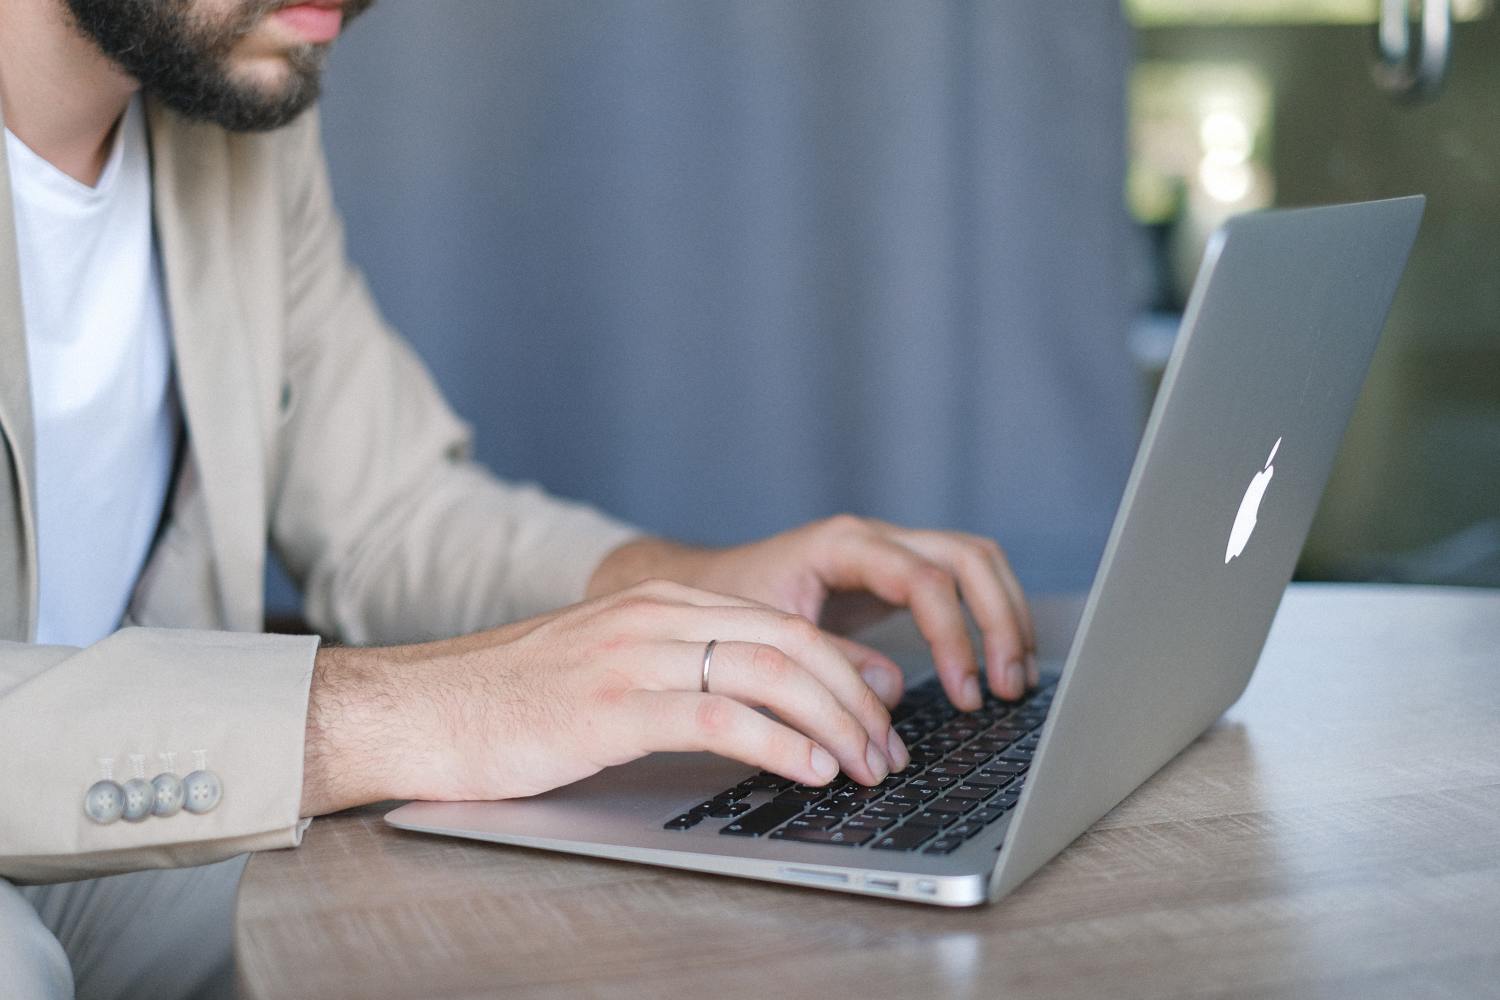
[388,752,753,843]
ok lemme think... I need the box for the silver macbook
[387,195,1424,906]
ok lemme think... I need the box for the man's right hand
[298,580,909,816]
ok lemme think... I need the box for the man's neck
[0,0,139,186]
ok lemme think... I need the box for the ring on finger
[701,639,719,694]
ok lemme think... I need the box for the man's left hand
[586,515,1037,711]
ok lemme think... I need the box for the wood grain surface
[235,584,1500,1000]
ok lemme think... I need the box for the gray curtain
[276,0,1138,609]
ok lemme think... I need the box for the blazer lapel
[146,101,266,633]
[0,98,38,642]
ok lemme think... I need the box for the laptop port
[779,867,848,886]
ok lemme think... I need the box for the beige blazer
[0,98,637,884]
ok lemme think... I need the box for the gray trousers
[0,855,245,1000]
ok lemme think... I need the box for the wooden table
[236,584,1500,999]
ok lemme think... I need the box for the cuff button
[84,780,125,825]
[182,770,222,814]
[121,778,154,822]
[151,773,185,817]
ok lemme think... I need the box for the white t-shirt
[6,96,179,647]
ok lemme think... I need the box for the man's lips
[272,1,344,44]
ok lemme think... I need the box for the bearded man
[0,2,1036,996]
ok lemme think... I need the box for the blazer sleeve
[269,110,639,646]
[0,629,319,884]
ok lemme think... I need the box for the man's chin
[164,47,327,130]
[225,56,311,100]
[155,75,321,132]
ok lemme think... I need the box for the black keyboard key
[785,815,840,831]
[775,826,875,846]
[925,798,971,816]
[866,800,918,819]
[843,814,897,831]
[909,810,956,828]
[946,822,985,840]
[946,749,994,767]
[995,793,1020,811]
[923,837,964,855]
[926,764,974,780]
[998,747,1035,762]
[707,800,752,818]
[773,789,825,805]
[664,814,701,830]
[881,794,930,812]
[980,761,1028,778]
[890,782,939,801]
[964,775,1013,791]
[810,801,861,819]
[945,785,992,802]
[720,803,803,837]
[970,805,1007,825]
[984,727,1025,743]
[871,825,938,851]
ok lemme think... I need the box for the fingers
[813,516,1037,707]
[628,690,841,787]
[816,530,984,711]
[891,530,1035,700]
[981,539,1039,686]
[596,590,905,783]
[647,606,903,782]
[691,641,896,783]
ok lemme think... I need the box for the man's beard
[63,0,372,132]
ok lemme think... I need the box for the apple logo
[1225,437,1281,564]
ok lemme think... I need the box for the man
[0,1,1037,996]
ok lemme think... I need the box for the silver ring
[701,639,719,694]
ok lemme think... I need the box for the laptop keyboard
[662,675,1055,855]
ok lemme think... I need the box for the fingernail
[886,729,910,771]
[810,746,838,783]
[860,665,900,706]
[864,741,889,784]
[961,675,981,711]
[1007,660,1025,698]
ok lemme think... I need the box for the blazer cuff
[0,629,319,884]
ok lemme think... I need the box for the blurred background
[267,0,1499,615]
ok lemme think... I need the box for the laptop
[386,195,1424,906]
